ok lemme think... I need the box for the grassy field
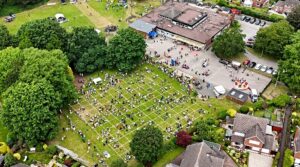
[1,3,94,34]
[153,147,185,167]
[49,63,238,166]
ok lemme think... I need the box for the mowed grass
[50,63,239,166]
[88,1,127,28]
[1,3,94,34]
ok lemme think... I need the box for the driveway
[248,152,273,167]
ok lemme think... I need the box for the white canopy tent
[93,77,102,85]
[214,85,226,95]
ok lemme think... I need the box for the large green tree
[278,32,300,94]
[67,27,106,73]
[0,25,11,50]
[1,80,60,145]
[0,47,24,94]
[212,26,245,58]
[254,21,294,59]
[19,48,77,107]
[130,125,163,165]
[107,28,146,72]
[192,119,222,143]
[17,18,67,51]
[287,5,300,30]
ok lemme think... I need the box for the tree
[239,106,249,114]
[0,47,24,94]
[212,26,245,59]
[193,120,221,143]
[270,94,291,108]
[1,80,60,146]
[111,159,128,167]
[130,125,163,165]
[283,149,294,167]
[278,32,300,94]
[176,131,192,147]
[287,5,300,30]
[19,48,77,107]
[4,153,17,167]
[107,28,146,72]
[66,27,107,73]
[254,21,294,59]
[17,18,67,51]
[0,25,11,50]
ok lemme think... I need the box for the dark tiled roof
[180,141,225,167]
[245,124,265,144]
[231,135,244,143]
[233,113,269,134]
[275,0,300,7]
[129,20,156,33]
[226,89,248,103]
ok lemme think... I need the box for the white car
[266,67,273,74]
[260,65,267,72]
[272,70,278,75]
[254,64,262,70]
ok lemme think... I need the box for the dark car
[246,43,254,48]
[249,18,256,24]
[260,21,266,26]
[255,19,261,25]
[219,59,230,65]
[242,16,247,21]
[245,17,251,22]
[249,62,257,68]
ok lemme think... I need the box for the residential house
[272,0,300,14]
[294,127,300,166]
[230,113,277,154]
[242,0,269,7]
[167,141,237,167]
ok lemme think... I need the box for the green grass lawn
[88,1,127,28]
[153,147,185,167]
[49,63,238,166]
[1,3,94,34]
[0,120,8,142]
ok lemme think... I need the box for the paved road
[277,104,293,167]
[245,50,278,69]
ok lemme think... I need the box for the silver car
[254,64,262,70]
[260,65,267,72]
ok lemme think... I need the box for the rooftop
[139,1,231,44]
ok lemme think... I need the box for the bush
[0,142,9,154]
[35,143,44,152]
[71,162,81,167]
[239,106,249,114]
[253,100,264,111]
[176,131,192,147]
[162,138,177,154]
[64,158,73,166]
[227,109,237,117]
[6,133,16,147]
[4,153,17,167]
[271,94,291,108]
[217,110,229,120]
[46,145,58,155]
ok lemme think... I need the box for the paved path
[278,104,293,167]
[74,1,111,28]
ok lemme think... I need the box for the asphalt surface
[277,104,293,167]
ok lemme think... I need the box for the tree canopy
[212,26,245,58]
[66,27,106,73]
[17,18,67,51]
[287,5,300,30]
[0,47,24,94]
[130,125,163,165]
[192,119,222,143]
[19,48,77,107]
[254,21,294,59]
[0,25,11,50]
[278,32,300,94]
[1,80,59,146]
[107,28,146,72]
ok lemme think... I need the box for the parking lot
[147,37,272,96]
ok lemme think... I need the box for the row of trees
[0,48,77,145]
[1,18,146,73]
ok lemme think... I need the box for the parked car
[202,59,209,67]
[260,21,266,26]
[272,70,277,75]
[249,18,256,24]
[255,19,261,25]
[260,65,268,72]
[266,67,273,74]
[254,63,262,70]
[249,62,257,68]
[246,43,254,48]
[245,17,251,22]
[242,16,247,21]
[243,59,250,65]
[219,59,230,65]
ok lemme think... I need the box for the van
[250,89,258,102]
